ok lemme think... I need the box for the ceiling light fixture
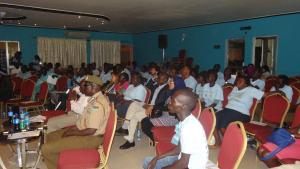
[78,15,81,19]
[88,25,91,28]
[63,25,66,29]
[34,23,37,26]
[18,21,21,24]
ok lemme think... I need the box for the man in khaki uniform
[42,75,110,169]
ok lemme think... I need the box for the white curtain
[37,37,87,67]
[90,40,121,67]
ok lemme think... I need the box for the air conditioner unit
[64,31,90,39]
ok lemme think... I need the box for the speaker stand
[162,48,165,62]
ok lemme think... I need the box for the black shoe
[120,141,135,149]
[116,127,128,135]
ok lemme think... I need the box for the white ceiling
[1,0,300,33]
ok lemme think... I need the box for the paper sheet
[249,121,267,126]
[30,115,46,123]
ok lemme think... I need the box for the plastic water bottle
[19,109,25,131]
[13,114,20,132]
[136,128,141,141]
[24,112,30,130]
[8,107,14,124]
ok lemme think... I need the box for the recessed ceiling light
[88,25,91,28]
[34,23,37,26]
[101,21,105,25]
[78,15,81,19]
[18,22,21,25]
[96,18,99,21]
[0,21,3,24]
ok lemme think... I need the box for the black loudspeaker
[158,34,168,49]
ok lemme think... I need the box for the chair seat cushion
[156,142,177,156]
[152,126,175,143]
[255,127,274,144]
[58,149,100,169]
[244,122,269,136]
[41,110,66,123]
[19,101,42,107]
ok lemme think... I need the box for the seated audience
[270,75,293,102]
[213,64,224,86]
[41,75,110,169]
[262,65,271,79]
[100,62,113,84]
[251,68,265,91]
[17,65,31,79]
[181,66,197,91]
[195,72,206,101]
[46,81,90,133]
[119,72,171,149]
[143,89,208,169]
[145,64,160,94]
[214,75,264,145]
[115,72,147,119]
[113,72,130,94]
[202,70,223,111]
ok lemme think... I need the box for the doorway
[226,39,245,71]
[0,41,20,74]
[120,44,133,66]
[253,36,277,74]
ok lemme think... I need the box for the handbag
[261,128,295,161]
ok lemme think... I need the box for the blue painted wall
[0,25,132,64]
[133,13,300,76]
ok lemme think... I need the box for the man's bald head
[173,88,197,113]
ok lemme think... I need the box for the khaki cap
[85,75,103,86]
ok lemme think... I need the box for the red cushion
[19,101,42,107]
[156,142,177,156]
[254,127,273,144]
[57,149,100,169]
[5,98,24,104]
[152,126,175,143]
[243,123,268,135]
[41,110,66,123]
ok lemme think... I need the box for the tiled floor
[0,132,269,169]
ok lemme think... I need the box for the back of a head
[174,88,197,112]
[278,74,289,85]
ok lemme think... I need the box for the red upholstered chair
[41,90,75,123]
[19,82,48,114]
[291,81,300,91]
[11,76,23,96]
[290,86,300,110]
[28,75,38,82]
[264,77,278,92]
[5,79,35,110]
[57,105,117,169]
[222,85,234,108]
[56,76,68,91]
[214,122,247,169]
[249,98,259,121]
[152,99,201,143]
[155,107,216,155]
[199,107,216,143]
[244,93,290,140]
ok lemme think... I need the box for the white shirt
[124,84,147,102]
[179,115,208,169]
[202,83,224,111]
[150,84,167,105]
[226,86,264,115]
[251,79,265,91]
[100,70,112,84]
[195,84,205,100]
[92,69,100,76]
[184,75,197,92]
[70,94,90,115]
[216,72,224,86]
[270,85,293,103]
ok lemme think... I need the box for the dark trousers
[141,117,154,141]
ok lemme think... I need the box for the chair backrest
[218,122,247,169]
[222,85,234,108]
[199,107,216,142]
[291,81,300,91]
[56,76,68,91]
[192,99,202,120]
[261,93,290,127]
[145,87,152,104]
[99,104,117,168]
[264,78,278,92]
[288,77,299,85]
[28,75,38,82]
[249,98,258,121]
[65,90,77,112]
[291,86,300,109]
[20,79,35,99]
[37,82,48,103]
[291,105,300,129]
[11,77,23,94]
